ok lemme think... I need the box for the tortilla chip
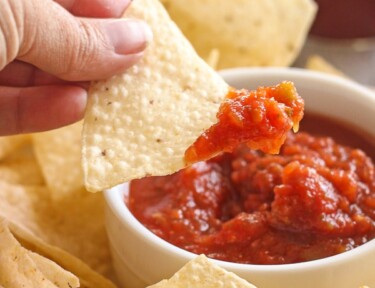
[148,255,257,288]
[162,0,317,69]
[0,182,51,235]
[0,155,44,185]
[30,252,80,288]
[43,189,112,276]
[305,55,347,77]
[205,49,220,70]
[0,134,30,160]
[0,220,79,288]
[0,181,114,285]
[32,122,83,199]
[82,0,229,192]
[8,221,116,288]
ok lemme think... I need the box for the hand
[0,0,152,136]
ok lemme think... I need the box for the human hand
[0,0,152,136]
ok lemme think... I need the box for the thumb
[1,0,152,81]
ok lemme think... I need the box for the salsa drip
[184,81,304,165]
[129,132,375,264]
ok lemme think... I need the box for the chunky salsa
[128,114,375,264]
[184,81,304,164]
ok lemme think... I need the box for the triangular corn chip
[0,182,114,287]
[305,55,347,78]
[32,122,83,200]
[0,155,44,185]
[0,220,79,288]
[4,217,116,288]
[147,255,257,288]
[161,0,317,69]
[0,134,30,160]
[82,0,229,192]
[29,252,79,288]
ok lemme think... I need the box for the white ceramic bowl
[104,68,375,288]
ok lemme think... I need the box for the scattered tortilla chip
[0,182,51,235]
[147,255,257,288]
[30,252,80,288]
[1,141,34,161]
[205,49,220,70]
[32,122,83,200]
[0,181,114,286]
[82,0,229,192]
[7,221,116,288]
[0,134,30,160]
[0,155,44,185]
[0,219,79,288]
[305,55,347,77]
[43,189,112,276]
[162,0,317,69]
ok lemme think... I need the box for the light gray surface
[294,36,375,86]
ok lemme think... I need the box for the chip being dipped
[161,0,317,69]
[82,0,305,192]
[82,0,229,192]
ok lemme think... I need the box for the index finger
[55,0,131,18]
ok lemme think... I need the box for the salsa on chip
[185,81,304,164]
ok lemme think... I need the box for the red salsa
[184,81,304,164]
[128,114,375,265]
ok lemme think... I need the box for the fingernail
[103,19,153,55]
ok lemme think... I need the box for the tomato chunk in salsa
[184,81,304,164]
[128,126,375,264]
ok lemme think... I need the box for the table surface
[294,36,375,88]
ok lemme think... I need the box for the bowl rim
[219,67,375,98]
[104,67,375,274]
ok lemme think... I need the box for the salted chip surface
[0,220,79,288]
[1,215,116,288]
[82,0,229,192]
[162,0,317,69]
[0,181,111,280]
[29,252,80,288]
[147,255,257,288]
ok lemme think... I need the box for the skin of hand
[0,0,153,136]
